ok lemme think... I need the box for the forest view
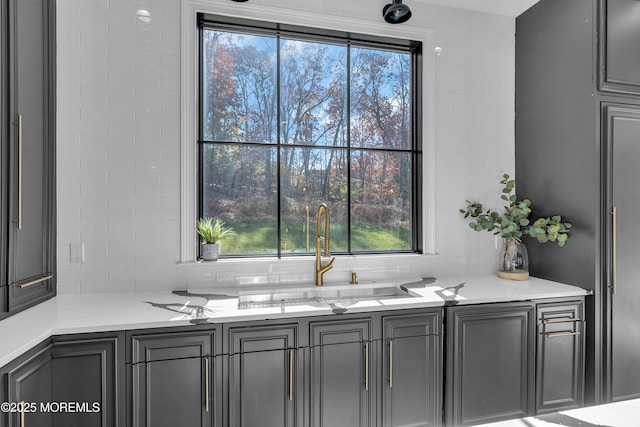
[200,27,416,255]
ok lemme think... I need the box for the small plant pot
[201,243,220,261]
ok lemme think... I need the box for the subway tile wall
[56,0,515,294]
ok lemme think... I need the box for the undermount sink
[237,284,416,310]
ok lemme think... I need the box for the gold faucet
[315,203,335,286]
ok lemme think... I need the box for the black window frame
[197,14,423,258]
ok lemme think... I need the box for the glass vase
[497,238,529,281]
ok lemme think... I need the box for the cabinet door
[605,104,640,400]
[6,0,55,311]
[130,332,219,427]
[536,301,585,413]
[446,303,535,426]
[0,0,8,307]
[6,344,53,427]
[51,336,123,427]
[601,0,640,94]
[381,311,442,427]
[309,318,374,427]
[227,325,300,427]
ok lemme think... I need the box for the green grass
[219,220,410,254]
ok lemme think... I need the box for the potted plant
[460,173,572,280]
[196,218,235,261]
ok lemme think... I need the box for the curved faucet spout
[315,203,335,286]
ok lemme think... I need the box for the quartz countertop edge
[0,275,589,368]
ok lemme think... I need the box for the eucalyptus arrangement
[196,218,235,260]
[460,173,572,279]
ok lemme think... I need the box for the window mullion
[346,44,352,254]
[276,35,282,258]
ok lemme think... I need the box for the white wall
[56,0,515,295]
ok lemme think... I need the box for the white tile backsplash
[57,0,515,295]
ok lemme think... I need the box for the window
[198,15,422,257]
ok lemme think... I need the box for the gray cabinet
[1,333,123,427]
[51,334,124,427]
[600,0,640,94]
[309,318,375,427]
[446,303,535,426]
[225,324,301,427]
[129,330,221,427]
[0,301,594,426]
[604,104,640,401]
[224,308,444,427]
[4,342,53,427]
[516,0,640,403]
[0,0,8,312]
[381,311,442,427]
[536,301,585,413]
[1,0,56,318]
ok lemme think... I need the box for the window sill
[178,251,436,266]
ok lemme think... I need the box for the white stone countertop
[0,275,589,368]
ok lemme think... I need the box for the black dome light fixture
[382,0,412,24]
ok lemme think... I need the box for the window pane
[351,150,412,251]
[198,18,420,258]
[202,144,278,255]
[350,47,411,150]
[202,30,277,143]
[280,39,347,147]
[280,147,348,253]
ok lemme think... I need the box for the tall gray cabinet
[0,0,56,318]
[516,0,640,404]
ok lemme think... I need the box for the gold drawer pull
[289,350,294,401]
[389,340,393,389]
[17,114,23,230]
[611,206,617,294]
[545,317,581,323]
[205,358,209,412]
[546,331,581,338]
[365,342,369,392]
[19,275,53,288]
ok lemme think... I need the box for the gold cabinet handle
[19,275,53,288]
[364,342,369,392]
[546,331,581,338]
[611,206,617,294]
[389,340,393,389]
[205,358,210,412]
[17,114,23,230]
[289,350,294,401]
[21,401,25,427]
[545,317,582,324]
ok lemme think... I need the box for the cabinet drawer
[130,331,215,364]
[537,302,584,336]
[8,274,55,312]
[309,318,372,346]
[382,309,442,339]
[226,324,298,355]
